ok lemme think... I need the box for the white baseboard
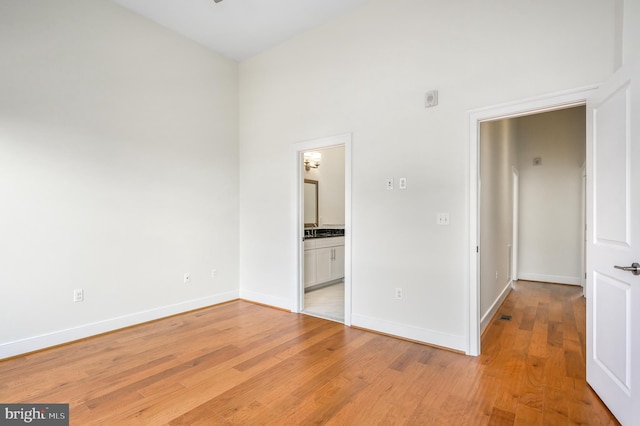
[0,291,239,360]
[239,288,293,312]
[240,291,467,352]
[517,273,581,286]
[481,281,512,333]
[351,313,466,353]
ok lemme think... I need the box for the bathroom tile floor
[303,281,344,323]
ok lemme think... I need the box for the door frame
[511,167,519,282]
[581,163,587,295]
[467,86,597,356]
[292,133,352,326]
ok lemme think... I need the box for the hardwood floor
[0,281,619,425]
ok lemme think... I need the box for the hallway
[478,280,616,424]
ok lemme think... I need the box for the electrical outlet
[395,288,403,300]
[211,269,218,279]
[73,289,84,303]
[399,177,407,190]
[386,178,394,190]
[184,273,191,284]
[437,212,450,225]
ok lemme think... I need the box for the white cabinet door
[315,247,333,283]
[331,245,345,280]
[586,61,639,425]
[308,237,345,286]
[303,249,316,288]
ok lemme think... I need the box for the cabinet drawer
[314,236,344,249]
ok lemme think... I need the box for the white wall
[516,107,586,285]
[623,0,640,65]
[304,146,345,226]
[0,0,622,358]
[479,120,517,330]
[0,0,239,358]
[238,0,616,351]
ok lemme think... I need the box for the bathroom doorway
[294,133,352,325]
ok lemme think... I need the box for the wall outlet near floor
[395,288,403,300]
[184,273,191,284]
[73,288,84,303]
[211,269,218,279]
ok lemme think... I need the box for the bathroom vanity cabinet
[303,236,344,288]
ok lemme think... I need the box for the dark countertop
[304,228,344,240]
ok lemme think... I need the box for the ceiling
[110,0,369,61]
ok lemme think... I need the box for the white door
[586,62,639,425]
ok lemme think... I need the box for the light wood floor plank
[0,281,619,425]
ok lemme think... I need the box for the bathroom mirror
[304,179,318,227]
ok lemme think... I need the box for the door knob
[614,263,640,275]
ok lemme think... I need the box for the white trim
[238,288,292,311]
[480,281,512,333]
[352,314,467,352]
[512,167,519,282]
[467,85,598,356]
[292,133,352,326]
[517,273,582,286]
[580,163,587,294]
[0,291,238,360]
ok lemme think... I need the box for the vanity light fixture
[304,152,321,171]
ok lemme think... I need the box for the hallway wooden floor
[0,281,618,425]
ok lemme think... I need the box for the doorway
[478,107,586,333]
[468,87,597,355]
[293,133,352,325]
